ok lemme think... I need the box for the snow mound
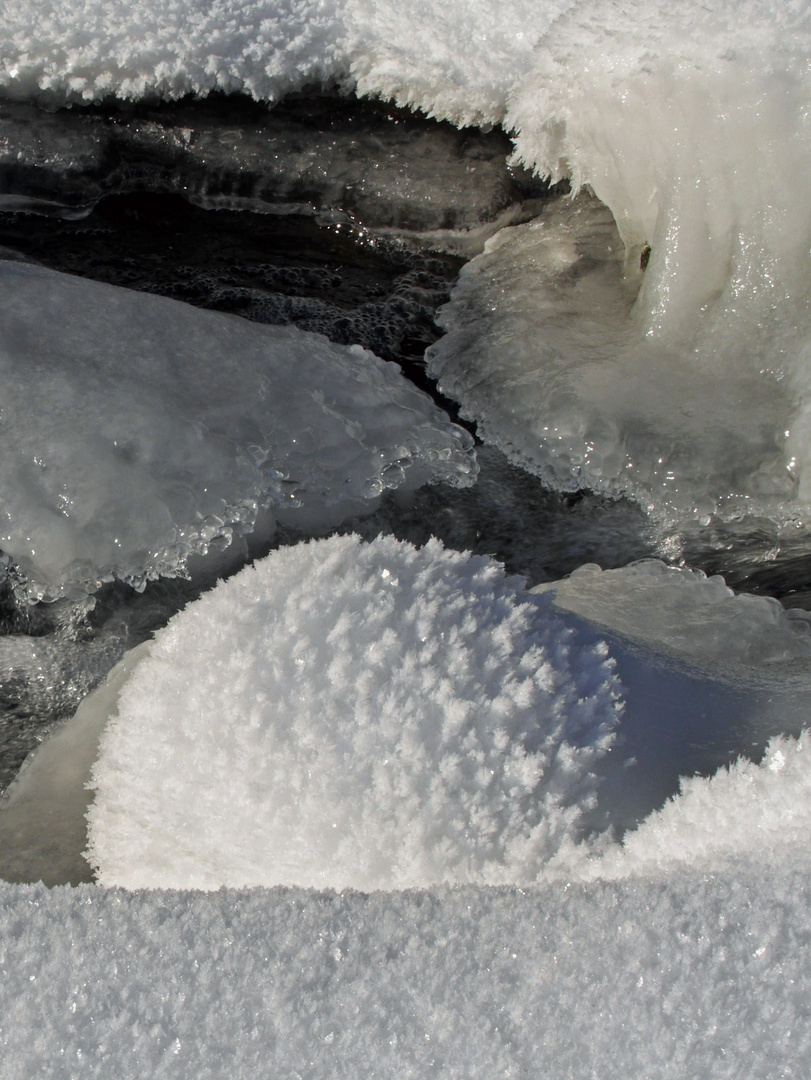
[0,259,475,602]
[86,534,621,890]
[611,732,811,876]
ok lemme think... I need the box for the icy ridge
[0,259,475,602]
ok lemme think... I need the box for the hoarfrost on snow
[2,868,810,1079]
[0,258,475,602]
[85,534,621,890]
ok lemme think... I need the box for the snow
[85,535,621,891]
[0,536,796,892]
[0,258,474,602]
[0,866,809,1079]
[596,732,811,878]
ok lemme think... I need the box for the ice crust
[0,98,533,235]
[427,192,804,520]
[0,258,474,601]
[533,558,811,672]
[86,535,621,890]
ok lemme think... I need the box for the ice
[533,558,811,671]
[0,97,537,235]
[0,258,475,602]
[0,3,809,1074]
[427,190,807,524]
[1,3,810,523]
[85,535,621,890]
[533,559,811,832]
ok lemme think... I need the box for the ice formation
[0,3,809,1075]
[598,732,811,878]
[533,558,811,672]
[533,558,811,832]
[0,98,535,235]
[4,0,805,522]
[427,192,805,521]
[0,257,474,601]
[85,535,621,890]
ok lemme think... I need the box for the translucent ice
[0,98,536,234]
[0,259,475,601]
[532,558,811,833]
[427,192,807,524]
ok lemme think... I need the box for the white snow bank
[86,534,621,890]
[0,258,474,602]
[0,866,809,1079]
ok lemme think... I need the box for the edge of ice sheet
[0,259,475,602]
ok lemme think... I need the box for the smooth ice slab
[86,534,621,890]
[0,259,475,601]
[532,559,811,833]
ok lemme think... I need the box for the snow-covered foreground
[1,865,809,1080]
